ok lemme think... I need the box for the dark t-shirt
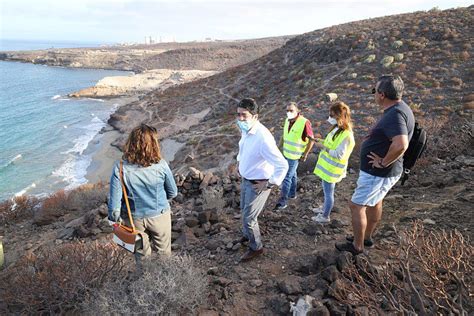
[360,100,415,177]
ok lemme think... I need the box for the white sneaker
[312,213,330,223]
[312,206,323,214]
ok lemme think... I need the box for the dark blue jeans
[277,158,299,206]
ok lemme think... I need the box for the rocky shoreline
[68,69,217,98]
[0,37,290,72]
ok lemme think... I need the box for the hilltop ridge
[0,37,291,72]
[110,6,473,170]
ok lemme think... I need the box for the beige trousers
[129,211,172,256]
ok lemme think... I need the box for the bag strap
[120,161,136,233]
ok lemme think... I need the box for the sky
[0,0,472,44]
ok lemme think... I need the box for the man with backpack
[336,75,415,255]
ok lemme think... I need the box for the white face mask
[327,116,337,125]
[286,111,297,120]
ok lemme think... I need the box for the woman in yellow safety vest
[312,102,355,223]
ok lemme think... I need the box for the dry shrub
[415,72,428,81]
[0,200,14,225]
[417,116,473,160]
[333,221,473,314]
[65,181,108,211]
[460,51,470,61]
[33,190,69,225]
[0,195,39,225]
[83,254,208,314]
[397,63,407,72]
[40,190,68,214]
[451,77,463,86]
[0,241,129,314]
[463,101,474,110]
[33,182,108,225]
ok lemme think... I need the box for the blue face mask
[237,120,252,133]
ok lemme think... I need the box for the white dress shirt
[237,121,288,186]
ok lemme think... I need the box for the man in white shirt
[236,98,288,262]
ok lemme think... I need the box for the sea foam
[54,116,107,189]
[0,154,22,170]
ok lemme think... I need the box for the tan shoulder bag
[112,161,142,253]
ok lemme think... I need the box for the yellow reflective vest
[283,116,309,160]
[314,128,355,183]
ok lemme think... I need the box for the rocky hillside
[104,8,474,311]
[0,37,291,72]
[1,6,473,315]
[110,6,473,170]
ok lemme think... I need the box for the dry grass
[0,196,39,225]
[82,254,208,314]
[0,241,129,314]
[417,115,473,160]
[332,221,473,314]
[65,181,108,211]
[33,182,108,225]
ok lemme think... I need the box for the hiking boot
[311,213,330,223]
[274,203,288,211]
[240,248,264,262]
[312,206,323,214]
[345,235,374,248]
[335,241,363,256]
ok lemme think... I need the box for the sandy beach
[84,129,123,184]
[84,96,186,184]
[84,97,137,184]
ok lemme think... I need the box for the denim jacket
[108,159,178,221]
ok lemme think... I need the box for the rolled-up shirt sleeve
[327,137,351,160]
[260,135,289,186]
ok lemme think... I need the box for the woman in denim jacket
[108,124,178,256]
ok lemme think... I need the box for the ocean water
[0,39,109,51]
[0,60,127,201]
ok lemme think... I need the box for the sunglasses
[372,88,384,95]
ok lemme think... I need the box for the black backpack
[401,122,427,185]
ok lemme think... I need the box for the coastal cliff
[68,69,217,98]
[0,37,291,72]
